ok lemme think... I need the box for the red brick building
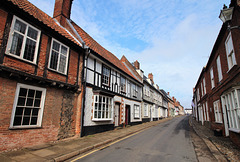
[193,0,240,147]
[0,0,84,152]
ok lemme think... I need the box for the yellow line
[71,130,144,162]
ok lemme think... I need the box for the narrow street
[70,116,197,162]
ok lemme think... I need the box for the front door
[115,103,120,127]
[125,105,130,125]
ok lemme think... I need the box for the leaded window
[120,76,126,93]
[49,39,69,74]
[6,16,40,63]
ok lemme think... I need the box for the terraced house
[193,0,240,147]
[0,0,85,151]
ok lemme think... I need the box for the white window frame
[134,104,140,119]
[10,83,46,129]
[203,77,206,95]
[102,65,110,86]
[132,83,138,97]
[205,101,209,121]
[221,89,240,131]
[225,33,236,70]
[120,76,126,93]
[213,100,222,123]
[144,103,148,117]
[201,82,204,97]
[48,38,69,74]
[216,56,223,81]
[6,16,41,64]
[92,95,113,121]
[210,67,215,89]
[197,88,200,101]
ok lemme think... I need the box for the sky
[28,0,230,108]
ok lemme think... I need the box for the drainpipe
[80,43,90,137]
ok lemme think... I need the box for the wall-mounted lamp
[219,5,240,30]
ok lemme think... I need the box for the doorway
[125,105,131,125]
[115,103,120,127]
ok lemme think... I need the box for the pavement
[0,116,239,162]
[189,116,240,162]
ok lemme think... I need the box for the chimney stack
[148,73,154,84]
[53,0,73,26]
[134,60,140,69]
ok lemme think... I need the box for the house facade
[193,0,240,147]
[0,0,84,151]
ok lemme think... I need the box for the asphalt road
[71,116,197,162]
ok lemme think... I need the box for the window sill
[214,121,223,124]
[227,64,237,73]
[48,68,67,76]
[9,125,42,130]
[229,128,240,133]
[5,53,37,66]
[92,119,112,122]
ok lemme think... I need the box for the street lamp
[219,5,234,23]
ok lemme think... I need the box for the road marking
[71,129,145,162]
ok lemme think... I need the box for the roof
[6,0,141,83]
[70,21,141,83]
[6,0,82,47]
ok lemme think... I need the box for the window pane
[15,107,24,116]
[52,41,60,51]
[13,116,22,126]
[19,88,27,97]
[22,117,30,125]
[24,108,31,115]
[14,19,26,34]
[23,38,36,61]
[59,55,66,73]
[17,97,26,106]
[35,91,42,99]
[34,99,41,107]
[30,117,37,125]
[61,46,68,55]
[28,89,35,98]
[27,27,38,40]
[10,32,23,56]
[50,50,59,70]
[26,98,33,106]
[32,108,39,116]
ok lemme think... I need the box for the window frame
[120,75,126,93]
[132,83,138,98]
[203,77,206,95]
[92,95,113,121]
[225,33,236,70]
[48,38,69,75]
[5,15,41,64]
[213,100,222,123]
[216,55,223,82]
[134,104,140,119]
[10,83,46,129]
[144,103,148,117]
[101,65,111,86]
[210,67,215,89]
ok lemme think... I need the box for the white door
[115,104,119,127]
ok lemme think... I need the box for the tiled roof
[71,21,140,83]
[7,0,81,46]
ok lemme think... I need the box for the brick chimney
[148,73,154,84]
[53,0,73,26]
[134,60,140,69]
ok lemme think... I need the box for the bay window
[221,89,240,131]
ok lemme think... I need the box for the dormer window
[102,65,110,86]
[6,16,41,63]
